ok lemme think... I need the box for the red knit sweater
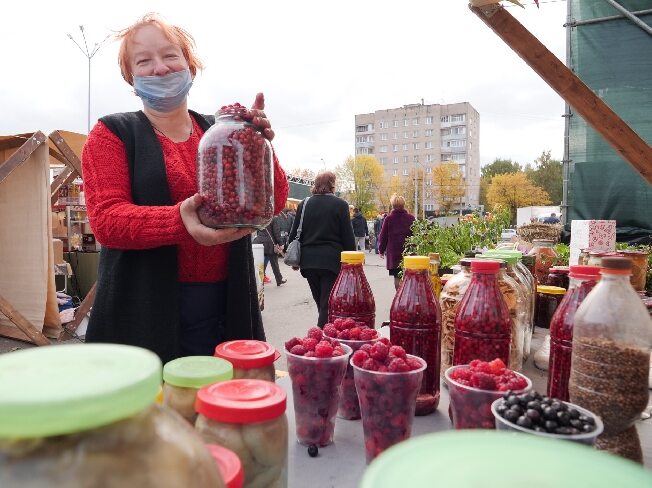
[82,117,289,283]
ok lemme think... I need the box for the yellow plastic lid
[341,251,365,264]
[536,285,566,295]
[404,256,430,270]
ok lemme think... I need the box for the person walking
[276,209,293,247]
[253,220,287,286]
[378,194,416,290]
[287,171,356,327]
[351,207,368,252]
[373,213,386,254]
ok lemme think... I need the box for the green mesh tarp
[567,0,652,241]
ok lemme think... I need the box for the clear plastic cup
[353,355,426,463]
[286,344,352,446]
[335,337,379,420]
[444,365,532,429]
[491,398,604,445]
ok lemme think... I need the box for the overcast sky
[2,0,567,173]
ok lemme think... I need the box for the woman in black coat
[287,171,356,326]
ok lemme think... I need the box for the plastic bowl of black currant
[491,392,603,445]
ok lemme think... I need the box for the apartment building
[355,101,480,213]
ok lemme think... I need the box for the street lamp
[67,26,110,134]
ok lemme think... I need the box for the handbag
[266,229,285,257]
[284,197,309,267]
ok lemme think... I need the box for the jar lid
[459,258,475,267]
[214,340,280,369]
[589,250,618,257]
[475,255,507,268]
[569,265,601,280]
[196,379,286,424]
[207,444,244,488]
[549,266,569,274]
[404,256,430,269]
[470,260,500,273]
[532,239,555,244]
[341,251,365,264]
[163,356,233,388]
[485,253,518,265]
[617,250,648,257]
[537,285,566,295]
[0,344,160,438]
[601,256,632,274]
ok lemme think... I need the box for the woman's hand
[180,194,254,246]
[243,92,275,141]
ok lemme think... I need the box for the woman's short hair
[312,171,336,195]
[116,12,204,85]
[390,193,406,209]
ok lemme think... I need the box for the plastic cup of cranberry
[323,318,380,420]
[285,327,352,447]
[444,359,532,430]
[351,339,426,463]
[491,390,604,445]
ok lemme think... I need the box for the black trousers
[264,253,284,285]
[179,282,226,356]
[301,268,338,327]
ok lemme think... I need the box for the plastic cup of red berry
[285,339,352,447]
[491,392,604,445]
[444,360,532,430]
[352,354,426,463]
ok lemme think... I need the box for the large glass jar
[328,251,375,328]
[390,256,442,415]
[546,266,570,289]
[163,356,233,424]
[214,340,280,382]
[569,257,652,463]
[617,250,649,291]
[0,344,223,488]
[547,265,601,401]
[197,104,274,229]
[453,260,512,366]
[196,379,288,487]
[428,252,442,298]
[534,286,566,329]
[439,258,473,375]
[527,239,559,284]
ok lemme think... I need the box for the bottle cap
[404,256,430,270]
[569,265,601,280]
[163,356,233,388]
[341,251,365,264]
[470,260,501,273]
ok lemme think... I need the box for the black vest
[85,110,265,363]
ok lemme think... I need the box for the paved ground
[0,252,397,369]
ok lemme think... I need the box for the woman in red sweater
[82,13,288,361]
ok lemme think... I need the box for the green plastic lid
[163,356,233,388]
[487,249,523,260]
[0,344,161,438]
[361,431,652,488]
[486,253,519,265]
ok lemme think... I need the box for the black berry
[516,416,532,428]
[308,444,319,457]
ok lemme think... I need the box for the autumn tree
[287,167,316,181]
[431,163,467,213]
[524,150,562,205]
[376,175,406,213]
[335,155,384,215]
[479,158,523,207]
[487,172,551,223]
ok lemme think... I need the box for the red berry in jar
[197,103,274,229]
[328,252,375,328]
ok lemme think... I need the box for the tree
[403,167,426,217]
[376,175,406,213]
[335,155,384,215]
[479,176,490,208]
[481,158,522,179]
[525,150,562,205]
[287,167,316,181]
[487,172,551,223]
[431,163,467,214]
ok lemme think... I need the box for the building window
[393,120,399,128]
[392,169,398,176]
[403,169,409,176]
[380,157,387,164]
[403,131,409,139]
[392,132,398,139]
[380,133,388,141]
[393,144,399,152]
[403,144,408,151]
[426,179,432,186]
[426,154,433,162]
[452,126,466,135]
[412,130,419,138]
[445,139,466,148]
[451,153,466,162]
[367,135,374,143]
[425,204,434,211]
[441,153,452,161]
[426,166,432,174]
[404,119,409,127]
[380,145,388,153]
[356,147,369,155]
[425,141,433,149]
[413,155,419,163]
[425,116,433,124]
[378,121,388,129]
[393,157,399,164]
[451,114,465,123]
[413,143,420,150]
[402,156,408,163]
[412,118,419,125]
[356,136,365,143]
[425,129,433,137]
[356,124,372,132]
[440,115,449,123]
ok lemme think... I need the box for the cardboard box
[52,239,64,264]
[570,220,616,265]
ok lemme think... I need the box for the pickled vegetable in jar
[439,258,473,376]
[163,356,233,423]
[328,251,375,328]
[390,256,442,415]
[453,260,512,366]
[527,239,558,284]
[197,103,274,229]
[617,250,649,291]
[569,257,652,463]
[0,344,223,488]
[214,340,280,382]
[534,286,566,329]
[428,252,442,298]
[546,266,570,289]
[196,380,288,487]
[547,265,600,401]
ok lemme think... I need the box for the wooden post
[470,4,652,185]
[0,294,50,346]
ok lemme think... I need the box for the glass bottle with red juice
[547,265,600,401]
[453,260,512,366]
[390,256,441,416]
[328,251,375,328]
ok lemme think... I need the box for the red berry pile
[446,359,531,430]
[323,319,379,420]
[351,338,425,462]
[197,103,274,229]
[285,328,351,446]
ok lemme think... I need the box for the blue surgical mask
[133,69,193,112]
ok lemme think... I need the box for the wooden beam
[470,4,652,185]
[0,293,50,346]
[66,282,96,334]
[0,132,47,185]
[50,166,77,206]
[48,130,83,177]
